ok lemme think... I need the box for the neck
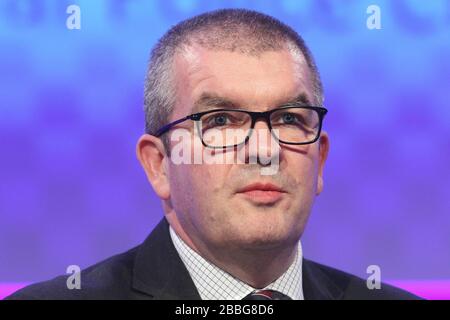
[202,242,298,288]
[166,211,298,288]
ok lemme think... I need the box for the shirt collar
[169,225,304,300]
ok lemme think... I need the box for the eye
[281,113,297,124]
[204,112,234,128]
[202,111,249,131]
[213,114,228,126]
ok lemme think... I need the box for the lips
[236,183,286,204]
[237,183,285,193]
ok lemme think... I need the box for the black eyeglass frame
[151,104,328,149]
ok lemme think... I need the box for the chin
[239,236,290,251]
[229,223,292,248]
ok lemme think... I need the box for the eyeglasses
[152,104,328,149]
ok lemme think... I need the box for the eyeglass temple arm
[153,115,192,137]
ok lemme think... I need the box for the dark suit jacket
[5,217,421,300]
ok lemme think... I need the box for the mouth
[236,182,286,205]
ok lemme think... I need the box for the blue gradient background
[1,0,449,288]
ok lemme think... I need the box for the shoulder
[303,259,423,300]
[5,218,183,300]
[5,246,140,300]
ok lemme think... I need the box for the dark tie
[242,289,292,300]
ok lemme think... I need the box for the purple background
[1,0,449,298]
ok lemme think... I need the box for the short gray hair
[143,8,323,143]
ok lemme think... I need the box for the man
[6,9,419,300]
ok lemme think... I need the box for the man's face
[164,45,329,252]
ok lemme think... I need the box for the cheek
[169,162,231,209]
[168,164,194,208]
[283,145,319,172]
[191,163,232,197]
[285,150,319,192]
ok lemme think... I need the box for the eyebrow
[191,91,313,114]
[283,93,312,106]
[192,93,238,113]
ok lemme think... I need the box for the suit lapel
[131,217,345,300]
[131,217,202,300]
[302,258,344,300]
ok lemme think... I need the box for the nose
[243,119,281,169]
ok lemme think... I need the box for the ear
[136,134,170,200]
[316,131,330,195]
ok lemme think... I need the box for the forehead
[171,45,314,118]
